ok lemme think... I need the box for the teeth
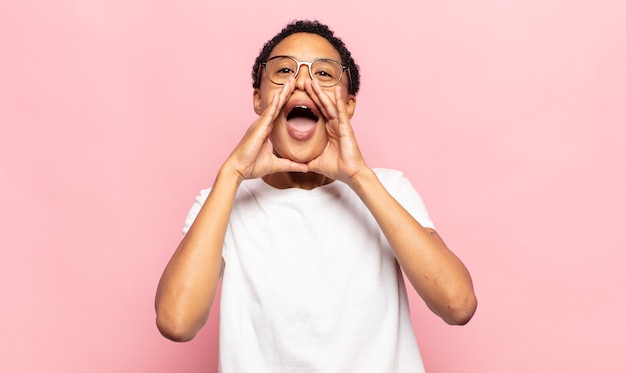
[287,105,318,122]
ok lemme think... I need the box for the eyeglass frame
[257,55,352,92]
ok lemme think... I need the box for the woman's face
[253,32,356,163]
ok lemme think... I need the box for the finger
[276,77,295,112]
[255,79,294,136]
[273,157,309,174]
[262,78,294,119]
[333,86,351,125]
[308,79,337,120]
[304,80,330,120]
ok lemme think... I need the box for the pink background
[2,0,625,372]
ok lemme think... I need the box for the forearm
[155,166,242,341]
[349,168,477,325]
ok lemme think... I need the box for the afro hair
[252,20,361,95]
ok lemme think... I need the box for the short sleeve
[182,188,211,236]
[374,168,436,230]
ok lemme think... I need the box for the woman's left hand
[305,79,368,187]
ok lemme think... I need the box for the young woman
[156,20,477,372]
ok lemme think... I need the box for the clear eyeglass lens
[265,57,343,87]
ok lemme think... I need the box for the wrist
[346,167,377,196]
[217,163,245,188]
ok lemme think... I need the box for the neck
[262,171,333,190]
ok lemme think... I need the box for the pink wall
[2,1,625,372]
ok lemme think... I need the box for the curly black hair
[252,20,361,95]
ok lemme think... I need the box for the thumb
[273,158,309,174]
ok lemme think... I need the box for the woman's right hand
[223,78,308,182]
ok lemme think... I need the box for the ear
[253,89,262,115]
[345,94,357,119]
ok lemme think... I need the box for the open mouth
[286,105,319,123]
[284,105,320,139]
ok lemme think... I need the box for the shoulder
[373,168,404,178]
[372,168,410,191]
[373,168,435,229]
[194,187,212,204]
[181,187,211,235]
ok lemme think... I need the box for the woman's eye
[314,70,334,80]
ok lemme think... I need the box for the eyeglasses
[261,55,349,88]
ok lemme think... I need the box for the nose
[294,64,311,91]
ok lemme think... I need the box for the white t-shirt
[183,168,434,372]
